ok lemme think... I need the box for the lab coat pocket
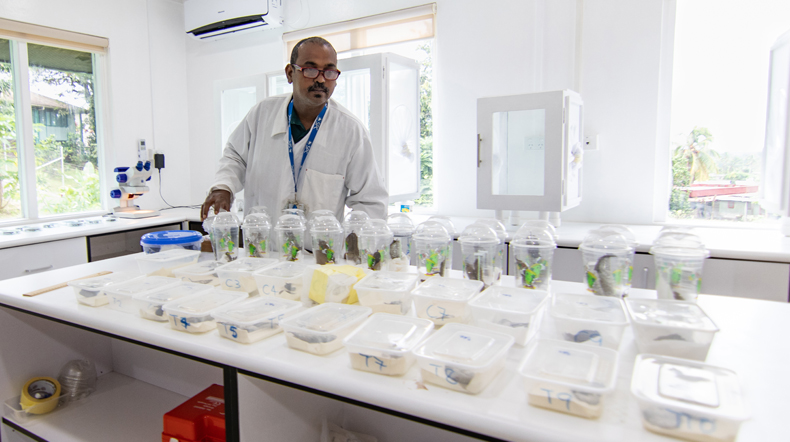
[300,169,346,215]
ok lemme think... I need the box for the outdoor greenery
[414,43,433,207]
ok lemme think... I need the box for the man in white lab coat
[200,37,388,222]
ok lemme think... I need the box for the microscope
[110,140,160,219]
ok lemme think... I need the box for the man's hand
[201,189,232,220]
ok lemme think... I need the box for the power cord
[154,153,201,210]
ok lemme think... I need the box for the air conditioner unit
[185,0,283,41]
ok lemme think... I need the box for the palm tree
[674,127,719,183]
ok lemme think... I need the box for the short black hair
[290,37,335,65]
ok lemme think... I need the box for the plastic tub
[280,303,372,355]
[133,282,215,321]
[343,313,434,376]
[252,261,307,300]
[519,339,619,418]
[215,258,278,293]
[468,286,549,346]
[140,230,203,254]
[104,276,182,314]
[354,271,419,314]
[412,323,514,394]
[550,293,629,350]
[68,272,143,307]
[172,261,224,285]
[410,277,484,326]
[626,298,719,360]
[162,289,248,333]
[135,249,200,277]
[631,354,749,442]
[213,296,302,343]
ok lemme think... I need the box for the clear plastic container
[579,228,635,297]
[274,214,306,262]
[215,257,278,293]
[354,271,419,314]
[387,213,414,272]
[519,339,619,418]
[241,213,271,258]
[550,293,629,350]
[210,211,240,262]
[410,276,484,326]
[162,289,248,333]
[413,221,452,280]
[599,225,638,292]
[511,222,557,291]
[412,323,514,394]
[306,209,335,253]
[135,249,200,277]
[631,354,749,442]
[475,218,508,285]
[133,282,214,321]
[310,215,344,265]
[68,272,143,307]
[358,219,394,271]
[458,223,501,288]
[302,264,368,305]
[342,211,370,265]
[280,303,372,355]
[468,286,549,346]
[172,260,223,285]
[343,313,434,376]
[140,230,203,254]
[626,298,719,360]
[248,205,269,217]
[104,276,182,314]
[213,296,302,343]
[252,261,307,300]
[426,215,457,237]
[650,231,710,302]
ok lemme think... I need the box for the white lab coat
[211,94,388,221]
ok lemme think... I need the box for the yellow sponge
[308,265,367,304]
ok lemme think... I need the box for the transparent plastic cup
[650,231,709,302]
[342,211,370,265]
[274,214,305,262]
[241,213,271,258]
[459,223,501,288]
[306,209,335,252]
[358,219,394,271]
[210,211,240,263]
[599,225,638,291]
[310,215,344,265]
[579,228,634,297]
[512,222,557,291]
[475,218,508,285]
[387,213,415,272]
[413,221,452,280]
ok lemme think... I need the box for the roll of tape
[20,377,61,415]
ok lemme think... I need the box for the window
[0,19,108,222]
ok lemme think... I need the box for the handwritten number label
[225,278,241,289]
[459,335,471,341]
[665,409,717,434]
[426,305,450,321]
[230,325,238,338]
[180,317,190,329]
[540,388,573,410]
[360,354,387,371]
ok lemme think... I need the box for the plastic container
[631,354,749,442]
[412,323,514,394]
[215,257,277,293]
[310,215,344,265]
[162,384,225,442]
[579,228,635,297]
[475,218,508,285]
[252,261,307,300]
[139,230,203,254]
[458,223,501,288]
[274,214,306,262]
[68,272,143,307]
[302,264,367,305]
[426,215,457,237]
[550,293,629,350]
[468,286,549,346]
[343,313,434,376]
[387,213,415,272]
[280,303,372,355]
[358,219,394,271]
[213,296,302,343]
[650,231,710,302]
[410,276,484,326]
[511,222,557,291]
[519,339,619,418]
[162,289,248,333]
[342,210,370,265]
[626,298,719,360]
[135,249,200,277]
[599,225,638,292]
[354,271,419,314]
[413,221,453,280]
[104,276,182,314]
[209,211,240,262]
[58,359,97,405]
[241,213,271,258]
[172,260,223,285]
[134,282,215,321]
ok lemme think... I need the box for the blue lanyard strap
[287,100,328,194]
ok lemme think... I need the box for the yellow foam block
[308,265,366,304]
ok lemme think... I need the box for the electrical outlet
[584,134,600,151]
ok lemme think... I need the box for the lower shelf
[3,372,188,442]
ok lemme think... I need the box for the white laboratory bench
[0,254,787,442]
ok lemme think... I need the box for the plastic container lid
[162,288,248,317]
[343,210,371,229]
[343,313,434,353]
[310,215,343,233]
[212,295,302,327]
[134,282,214,306]
[550,293,628,325]
[104,276,182,297]
[254,261,306,278]
[625,298,719,331]
[241,213,271,229]
[282,208,307,225]
[216,257,277,274]
[387,213,415,235]
[355,271,420,293]
[412,323,514,370]
[411,276,484,302]
[512,223,557,248]
[650,231,710,258]
[211,211,240,228]
[458,223,499,246]
[281,303,372,334]
[579,228,633,253]
[413,221,451,241]
[475,218,508,244]
[274,214,305,232]
[248,206,269,216]
[140,230,203,246]
[469,286,549,315]
[520,220,558,241]
[67,272,142,291]
[427,216,457,236]
[359,219,393,241]
[519,339,619,393]
[135,249,201,264]
[599,224,638,248]
[174,260,223,275]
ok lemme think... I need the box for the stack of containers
[280,303,372,355]
[458,223,502,288]
[358,219,394,271]
[343,313,433,376]
[550,293,629,350]
[215,258,277,294]
[212,296,302,344]
[274,214,305,262]
[241,213,271,258]
[411,276,484,326]
[387,213,414,272]
[104,276,182,314]
[579,228,635,297]
[412,221,452,280]
[252,261,307,300]
[209,211,240,263]
[68,272,143,307]
[475,218,508,285]
[135,249,201,277]
[134,282,215,321]
[649,230,710,301]
[510,222,557,291]
[162,288,248,333]
[354,271,420,314]
[468,286,549,346]
[140,230,203,254]
[310,214,344,265]
[173,261,223,285]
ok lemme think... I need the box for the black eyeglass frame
[292,64,341,80]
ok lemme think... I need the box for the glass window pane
[0,38,22,221]
[331,68,371,130]
[269,75,292,96]
[221,86,257,149]
[27,43,100,216]
[491,109,545,196]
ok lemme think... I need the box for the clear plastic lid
[174,260,223,275]
[355,271,419,293]
[310,215,343,234]
[216,257,277,274]
[274,214,306,232]
[650,231,710,258]
[241,213,271,229]
[625,298,719,331]
[458,223,499,246]
[387,213,415,235]
[134,282,214,305]
[519,339,619,393]
[162,288,248,316]
[248,205,269,216]
[281,208,307,223]
[513,222,557,248]
[550,293,628,325]
[343,210,371,230]
[359,219,393,241]
[254,261,307,278]
[135,249,201,263]
[411,276,484,301]
[211,211,240,228]
[104,276,181,296]
[343,313,434,353]
[475,218,508,244]
[212,295,302,326]
[67,272,142,290]
[579,228,633,253]
[599,224,638,248]
[468,286,549,314]
[281,303,372,334]
[427,215,457,236]
[412,323,514,369]
[413,221,451,241]
[631,354,749,420]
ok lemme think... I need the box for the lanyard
[287,100,328,194]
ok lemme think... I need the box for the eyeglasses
[292,64,341,81]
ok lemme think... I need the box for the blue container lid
[141,230,203,245]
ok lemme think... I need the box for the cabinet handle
[24,265,54,274]
[642,267,649,288]
[477,134,482,167]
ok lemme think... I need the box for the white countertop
[0,255,785,442]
